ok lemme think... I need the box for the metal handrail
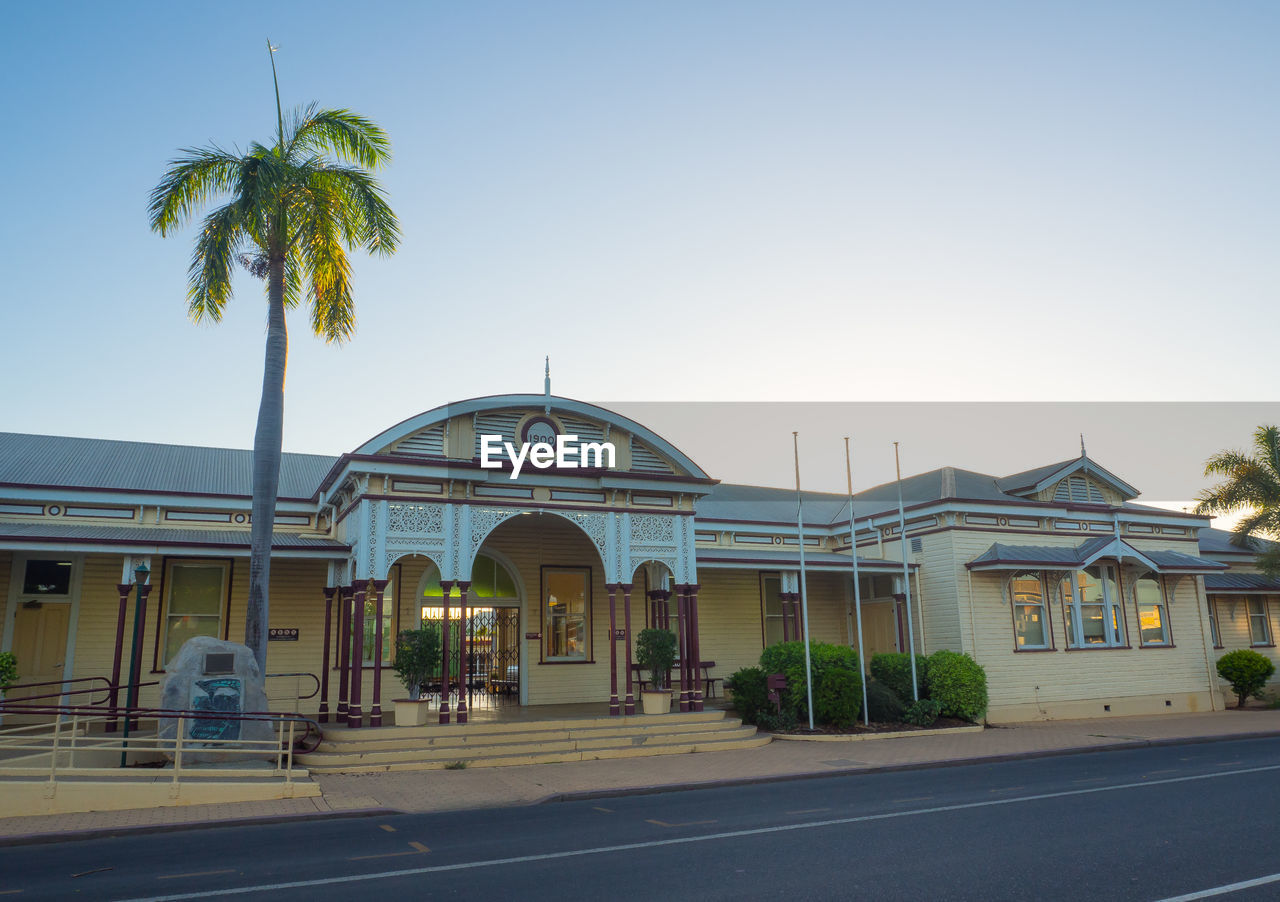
[265,671,321,701]
[0,676,154,707]
[0,701,323,753]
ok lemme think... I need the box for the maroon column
[319,587,335,723]
[622,583,635,715]
[689,584,703,711]
[439,581,453,724]
[106,583,131,733]
[370,579,388,727]
[337,585,353,721]
[125,583,152,729]
[456,581,470,724]
[676,585,690,712]
[606,584,620,715]
[347,583,366,728]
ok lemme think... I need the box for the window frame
[156,557,232,669]
[1247,597,1273,647]
[1008,570,1054,651]
[1060,563,1129,649]
[760,572,784,648]
[539,565,593,663]
[1133,571,1173,648]
[1207,595,1222,649]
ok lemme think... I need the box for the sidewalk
[2,708,1277,842]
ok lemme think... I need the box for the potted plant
[391,623,441,726]
[636,628,677,715]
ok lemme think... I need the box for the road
[3,737,1279,901]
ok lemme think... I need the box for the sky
[1,2,1277,503]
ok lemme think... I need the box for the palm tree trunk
[246,256,288,674]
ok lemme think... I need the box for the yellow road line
[379,824,397,832]
[890,796,934,803]
[785,808,830,815]
[592,806,614,813]
[646,819,716,828]
[157,869,236,881]
[349,842,431,861]
[0,890,24,895]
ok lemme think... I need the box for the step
[320,710,729,745]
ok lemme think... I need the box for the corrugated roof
[1198,526,1276,556]
[967,539,1224,573]
[1205,572,1280,592]
[694,547,911,570]
[0,521,347,551]
[0,433,337,499]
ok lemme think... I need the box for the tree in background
[1196,425,1280,579]
[148,44,399,670]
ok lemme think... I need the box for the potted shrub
[636,628,677,715]
[391,624,441,726]
[0,652,16,698]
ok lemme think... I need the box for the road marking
[1072,777,1108,784]
[157,871,236,882]
[113,762,1280,902]
[379,824,396,833]
[0,890,23,896]
[71,867,112,878]
[784,808,829,815]
[988,786,1025,793]
[409,842,430,853]
[646,819,717,828]
[592,806,613,813]
[890,796,933,803]
[348,840,431,862]
[1154,870,1280,901]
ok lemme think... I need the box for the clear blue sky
[2,2,1277,483]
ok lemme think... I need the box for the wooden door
[8,603,71,704]
[859,601,899,660]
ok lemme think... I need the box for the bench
[631,662,722,698]
[698,661,723,699]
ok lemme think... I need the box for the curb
[538,728,1280,805]
[0,806,393,848]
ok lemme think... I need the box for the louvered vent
[910,537,923,554]
[630,440,674,473]
[1053,475,1105,504]
[559,416,607,444]
[473,411,524,457]
[392,426,445,457]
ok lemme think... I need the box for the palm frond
[1254,425,1280,478]
[186,202,245,322]
[298,204,355,342]
[148,146,243,235]
[311,165,401,255]
[288,108,392,169]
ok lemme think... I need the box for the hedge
[725,666,770,725]
[864,679,906,723]
[1217,649,1276,709]
[869,652,928,702]
[926,649,988,722]
[758,641,862,727]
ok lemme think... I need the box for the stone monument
[159,637,276,763]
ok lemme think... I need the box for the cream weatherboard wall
[944,529,1221,722]
[1209,592,1280,698]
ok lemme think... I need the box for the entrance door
[859,601,899,661]
[8,602,71,704]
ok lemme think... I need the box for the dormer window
[1053,474,1105,504]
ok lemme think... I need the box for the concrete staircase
[297,710,768,773]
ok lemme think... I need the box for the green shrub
[0,652,16,696]
[393,624,441,700]
[636,628,678,691]
[726,666,770,725]
[1217,649,1277,708]
[926,649,988,722]
[757,709,799,733]
[816,668,862,728]
[865,679,906,723]
[902,698,940,727]
[869,653,928,702]
[759,641,861,726]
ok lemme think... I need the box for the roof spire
[544,356,551,414]
[1080,433,1090,477]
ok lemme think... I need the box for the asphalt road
[4,737,1280,901]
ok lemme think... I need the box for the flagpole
[845,437,870,726]
[894,442,920,701]
[793,432,815,731]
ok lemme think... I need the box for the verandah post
[107,583,131,733]
[347,582,366,728]
[689,584,702,711]
[622,583,635,715]
[370,579,388,727]
[439,581,453,724]
[456,581,470,724]
[676,584,690,712]
[337,584,353,722]
[607,584,620,715]
[319,587,335,723]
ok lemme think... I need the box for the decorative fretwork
[385,548,442,575]
[557,510,609,566]
[466,507,521,573]
[631,514,675,545]
[388,502,445,536]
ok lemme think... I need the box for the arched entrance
[415,552,523,711]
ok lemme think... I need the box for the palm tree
[1195,425,1280,579]
[148,45,399,671]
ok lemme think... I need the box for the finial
[1080,433,1087,458]
[544,356,551,414]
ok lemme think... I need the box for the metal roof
[1204,572,1280,593]
[0,521,348,553]
[0,432,337,499]
[967,539,1224,573]
[694,547,914,571]
[1198,526,1276,556]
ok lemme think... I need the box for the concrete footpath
[2,708,1277,842]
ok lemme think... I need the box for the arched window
[1053,475,1105,504]
[1010,571,1050,649]
[1134,573,1170,646]
[419,554,519,620]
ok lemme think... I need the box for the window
[544,567,590,661]
[1248,598,1272,646]
[1134,573,1170,646]
[162,561,228,664]
[1010,571,1050,649]
[1207,596,1222,648]
[1053,475,1105,504]
[362,577,395,666]
[22,559,72,596]
[1060,565,1126,648]
[761,574,784,647]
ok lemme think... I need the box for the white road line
[113,763,1280,902]
[1154,872,1280,901]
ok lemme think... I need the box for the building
[3,393,1274,725]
